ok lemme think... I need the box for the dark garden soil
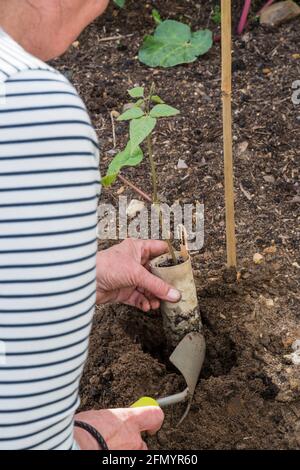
[53,1,300,449]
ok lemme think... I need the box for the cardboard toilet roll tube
[150,252,203,349]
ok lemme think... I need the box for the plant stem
[165,237,177,264]
[147,135,158,204]
[146,130,177,265]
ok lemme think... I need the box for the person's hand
[96,238,181,312]
[74,407,164,450]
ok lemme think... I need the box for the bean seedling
[102,85,180,264]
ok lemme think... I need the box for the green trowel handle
[131,389,189,408]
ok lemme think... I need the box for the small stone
[262,68,272,75]
[126,199,145,218]
[177,158,188,170]
[263,245,277,254]
[292,53,300,59]
[106,148,118,156]
[89,376,99,386]
[284,340,300,365]
[260,1,300,27]
[263,175,275,183]
[237,141,249,155]
[259,295,274,309]
[265,298,275,309]
[292,339,300,352]
[72,41,80,48]
[253,253,264,264]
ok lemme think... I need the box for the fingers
[125,290,151,312]
[130,406,164,434]
[140,240,169,264]
[136,267,181,303]
[137,288,160,310]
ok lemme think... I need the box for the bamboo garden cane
[221,0,237,268]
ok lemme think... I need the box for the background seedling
[139,19,213,68]
[212,4,222,24]
[152,8,162,25]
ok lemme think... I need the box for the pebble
[284,340,300,365]
[260,1,300,26]
[106,149,118,156]
[292,339,300,352]
[253,253,264,264]
[177,158,188,170]
[237,141,249,155]
[265,298,275,309]
[126,199,145,218]
[263,245,277,254]
[263,175,275,183]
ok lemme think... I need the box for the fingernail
[167,288,181,302]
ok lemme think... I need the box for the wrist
[74,426,99,451]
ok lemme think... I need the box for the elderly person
[0,0,181,450]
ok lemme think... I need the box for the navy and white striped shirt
[0,28,100,450]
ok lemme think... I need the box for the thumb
[130,406,165,434]
[137,266,181,303]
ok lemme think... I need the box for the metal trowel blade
[169,331,206,399]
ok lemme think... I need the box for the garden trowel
[131,331,206,424]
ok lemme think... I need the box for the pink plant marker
[237,0,252,35]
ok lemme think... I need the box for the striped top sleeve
[0,29,100,450]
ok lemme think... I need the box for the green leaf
[150,104,180,118]
[101,173,118,187]
[117,107,144,121]
[139,20,213,68]
[108,143,144,175]
[114,0,125,8]
[130,116,156,153]
[128,87,144,98]
[152,8,162,25]
[135,99,145,107]
[190,30,214,56]
[151,95,164,104]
